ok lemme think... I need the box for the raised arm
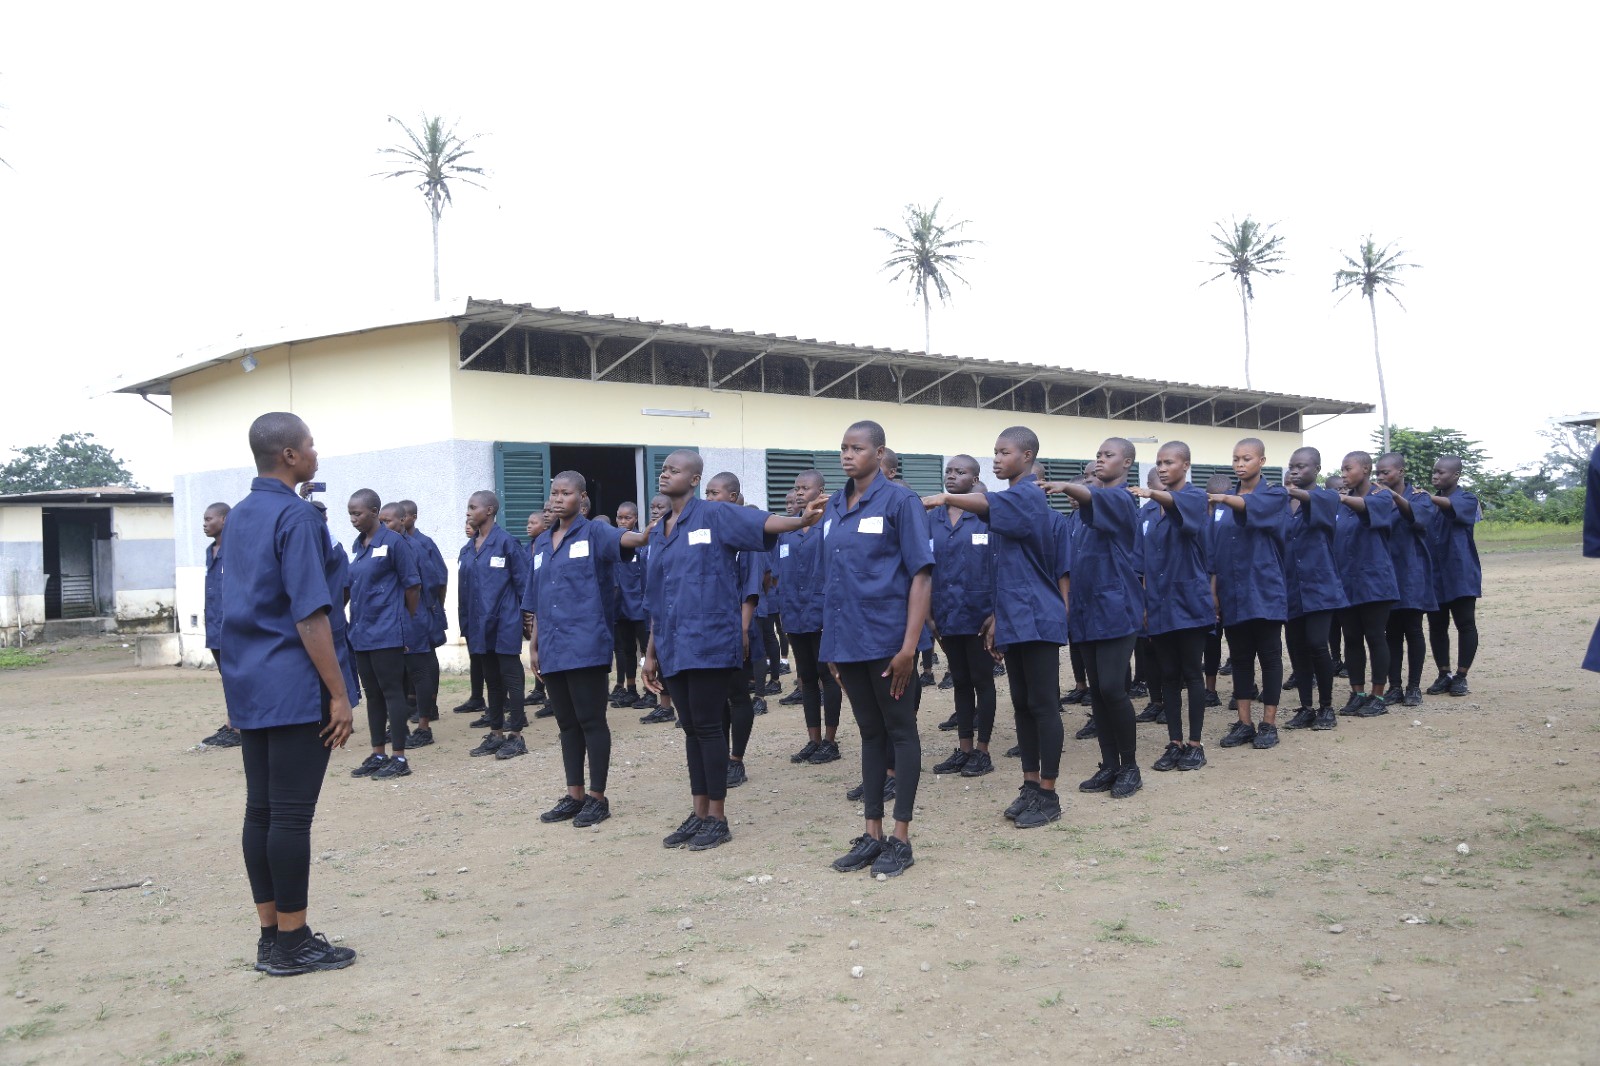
[764,495,826,534]
[1041,481,1093,505]
[921,491,989,517]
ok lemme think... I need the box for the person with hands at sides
[1582,436,1600,674]
[222,412,358,977]
[775,470,844,765]
[455,515,489,717]
[1280,448,1349,731]
[1208,438,1290,751]
[198,502,241,748]
[1424,456,1482,697]
[702,473,762,789]
[459,491,532,760]
[924,455,1000,781]
[611,502,651,710]
[522,509,551,712]
[379,503,443,747]
[1131,442,1215,772]
[1199,472,1233,712]
[1332,451,1399,718]
[640,451,825,854]
[1374,453,1437,707]
[1036,438,1145,798]
[637,494,678,723]
[345,491,422,780]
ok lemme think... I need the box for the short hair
[1206,472,1233,492]
[1293,446,1322,465]
[617,501,638,514]
[708,471,741,494]
[1158,441,1191,463]
[1146,467,1163,486]
[948,454,980,476]
[593,514,614,526]
[846,420,887,448]
[1376,452,1405,468]
[204,501,231,516]
[398,499,418,518]
[309,500,328,517]
[666,449,703,476]
[1323,474,1344,487]
[1343,450,1373,470]
[379,502,402,517]
[470,489,500,514]
[247,412,310,474]
[1030,461,1048,479]
[1104,437,1135,462]
[881,447,900,468]
[1236,437,1266,457]
[349,488,381,511]
[998,425,1040,459]
[650,493,670,506]
[1436,455,1463,473]
[552,470,586,492]
[795,468,826,490]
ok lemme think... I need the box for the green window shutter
[1190,463,1284,490]
[1035,458,1138,514]
[494,442,551,541]
[898,453,944,497]
[764,450,849,511]
[646,446,698,492]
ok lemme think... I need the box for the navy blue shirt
[1583,445,1599,672]
[1064,484,1143,643]
[1212,484,1289,626]
[458,523,530,656]
[1429,487,1482,602]
[204,540,224,650]
[647,496,774,676]
[408,528,449,649]
[927,505,995,637]
[1387,488,1438,613]
[774,526,826,634]
[320,520,361,706]
[740,550,765,652]
[616,542,647,622]
[753,551,778,619]
[1333,489,1398,607]
[818,472,935,663]
[983,475,1068,646]
[219,478,337,729]
[1137,483,1213,635]
[347,525,422,652]
[522,516,626,673]
[1285,487,1348,620]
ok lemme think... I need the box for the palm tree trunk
[923,296,931,355]
[430,207,441,301]
[1368,293,1390,454]
[1238,281,1252,389]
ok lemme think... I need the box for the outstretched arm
[921,491,989,517]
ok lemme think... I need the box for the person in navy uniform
[220,412,356,977]
[345,490,422,780]
[1583,439,1600,674]
[198,502,240,748]
[776,470,843,765]
[1374,454,1437,707]
[1332,452,1399,718]
[460,491,533,760]
[395,500,450,745]
[611,502,651,710]
[1281,448,1349,732]
[1425,456,1483,697]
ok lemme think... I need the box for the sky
[1,2,1595,489]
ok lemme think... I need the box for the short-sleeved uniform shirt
[1212,483,1289,626]
[818,471,934,663]
[983,475,1069,646]
[927,504,995,638]
[616,537,648,623]
[1429,487,1482,603]
[1386,488,1438,614]
[775,526,826,635]
[740,550,766,653]
[522,516,628,673]
[458,523,530,656]
[1063,484,1142,644]
[647,496,774,677]
[347,525,422,652]
[1332,489,1398,607]
[408,528,450,649]
[204,540,225,651]
[1285,487,1348,620]
[1137,483,1214,636]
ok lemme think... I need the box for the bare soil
[2,549,1597,1066]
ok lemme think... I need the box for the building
[112,296,1371,666]
[0,487,176,647]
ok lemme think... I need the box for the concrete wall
[0,505,46,636]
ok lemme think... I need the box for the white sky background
[1,2,1594,489]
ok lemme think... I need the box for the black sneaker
[350,753,388,777]
[808,740,842,765]
[846,781,866,802]
[1219,720,1256,747]
[408,710,421,725]
[612,689,641,709]
[779,687,805,706]
[372,755,411,779]
[726,760,748,788]
[1014,787,1062,828]
[1252,722,1280,749]
[1425,671,1453,696]
[1282,707,1316,730]
[1312,706,1338,730]
[1448,674,1470,697]
[663,813,702,848]
[1111,764,1143,799]
[641,705,676,725]
[1004,782,1041,820]
[469,733,504,757]
[870,836,915,877]
[937,672,954,691]
[779,660,791,675]
[263,931,356,977]
[1128,682,1149,699]
[494,733,528,759]
[1152,742,1184,771]
[790,739,822,763]
[1227,695,1239,711]
[918,670,936,686]
[453,697,486,714]
[632,691,659,710]
[1073,717,1098,740]
[572,795,610,828]
[1402,685,1423,707]
[1079,764,1118,793]
[540,795,585,823]
[1176,744,1207,771]
[1337,693,1370,716]
[937,712,960,732]
[993,661,1006,677]
[1204,690,1221,708]
[831,833,884,872]
[406,727,435,747]
[1285,672,1300,690]
[607,684,627,706]
[255,932,274,972]
[468,714,493,729]
[932,747,970,774]
[762,680,783,696]
[1219,659,1233,677]
[1152,706,1169,726]
[209,726,242,749]
[882,777,897,803]
[1061,688,1087,706]
[1004,744,1022,758]
[959,750,994,777]
[533,704,556,719]
[1334,661,1348,679]
[751,698,768,716]
[1352,693,1390,717]
[688,818,732,851]
[200,725,231,746]
[524,689,547,706]
[1134,702,1163,723]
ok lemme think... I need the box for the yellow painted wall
[0,506,43,543]
[113,504,174,541]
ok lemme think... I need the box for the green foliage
[1483,485,1585,525]
[1333,237,1417,306]
[1369,425,1488,489]
[0,648,47,669]
[0,432,140,493]
[1537,423,1596,490]
[1204,217,1287,299]
[877,199,979,353]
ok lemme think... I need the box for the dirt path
[2,550,1597,1065]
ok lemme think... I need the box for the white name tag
[490,555,505,568]
[859,516,884,535]
[372,544,389,558]
[779,544,790,559]
[533,552,544,570]
[972,533,989,545]
[1142,519,1150,536]
[823,519,832,538]
[1213,510,1224,523]
[570,540,590,559]
[928,537,934,552]
[688,528,712,546]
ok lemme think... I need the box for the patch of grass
[1149,1016,1183,1028]
[38,1003,66,1014]
[1,1019,55,1041]
[149,1051,216,1065]
[1301,960,1327,976]
[616,992,667,1016]
[1316,912,1349,925]
[1219,954,1243,969]
[986,837,1024,852]
[0,648,46,670]
[1096,918,1157,946]
[1152,900,1177,911]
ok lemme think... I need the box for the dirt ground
[1,548,1597,1066]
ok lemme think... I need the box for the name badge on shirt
[533,552,544,570]
[779,544,790,559]
[490,555,506,568]
[1142,519,1150,536]
[972,533,989,545]
[1213,510,1224,523]
[689,529,712,546]
[570,540,591,559]
[372,544,389,558]
[823,519,832,538]
[859,516,884,535]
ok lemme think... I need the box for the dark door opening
[42,508,111,620]
[548,445,643,525]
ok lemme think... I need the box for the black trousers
[1205,626,1223,679]
[1386,608,1427,691]
[241,711,331,915]
[940,633,996,743]
[836,659,921,823]
[613,618,649,683]
[1068,642,1088,687]
[1285,610,1336,709]
[1150,626,1208,743]
[1003,641,1062,778]
[665,668,737,801]
[483,653,527,731]
[1132,636,1151,686]
[1340,601,1392,688]
[1224,620,1283,707]
[789,631,841,730]
[546,665,612,793]
[1081,635,1138,768]
[724,663,755,759]
[758,617,782,682]
[404,649,440,723]
[469,653,484,702]
[1428,596,1479,673]
[356,647,409,751]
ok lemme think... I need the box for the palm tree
[1203,217,1287,389]
[375,114,487,300]
[1333,237,1419,454]
[876,200,979,354]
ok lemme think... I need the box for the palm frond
[1200,215,1286,297]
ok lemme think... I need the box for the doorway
[42,508,111,619]
[548,445,643,525]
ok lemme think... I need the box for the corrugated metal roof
[0,487,173,504]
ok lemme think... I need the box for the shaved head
[998,425,1040,459]
[796,469,826,490]
[847,420,887,448]
[1292,446,1321,466]
[1104,436,1136,462]
[667,449,704,476]
[470,489,500,514]
[1158,441,1191,463]
[1435,455,1463,474]
[1236,437,1266,458]
[707,471,741,495]
[349,488,381,511]
[248,412,310,474]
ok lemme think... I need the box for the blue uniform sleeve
[1166,486,1209,538]
[520,540,541,615]
[1053,513,1072,578]
[589,521,626,562]
[278,511,335,623]
[1299,486,1340,532]
[713,502,777,552]
[1450,489,1481,526]
[1586,445,1600,559]
[391,533,423,590]
[739,552,761,602]
[507,530,530,612]
[1242,484,1289,527]
[985,486,1036,541]
[895,491,935,575]
[1362,489,1397,531]
[1130,516,1145,577]
[1085,484,1137,536]
[1405,491,1437,534]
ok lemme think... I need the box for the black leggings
[836,659,921,823]
[1224,619,1283,707]
[1081,635,1138,768]
[1329,620,1343,663]
[1133,637,1151,686]
[777,620,789,659]
[404,650,440,724]
[1285,610,1336,709]
[1340,601,1393,689]
[356,647,409,751]
[546,665,612,793]
[241,714,331,915]
[483,653,526,731]
[1386,608,1427,691]
[1003,641,1062,778]
[469,653,484,702]
[1428,597,1478,674]
[613,618,649,683]
[665,668,737,801]
[941,633,996,743]
[724,665,755,759]
[1150,626,1207,743]
[789,631,841,730]
[758,617,782,682]
[1204,627,1222,680]
[1068,642,1088,688]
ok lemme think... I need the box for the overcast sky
[1,2,1593,489]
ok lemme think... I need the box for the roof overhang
[0,488,173,505]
